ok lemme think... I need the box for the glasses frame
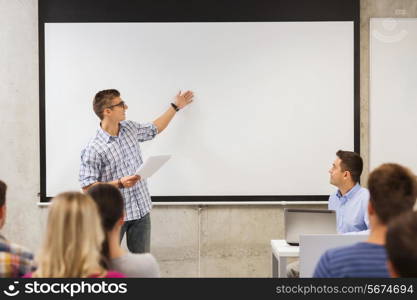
[106,100,126,110]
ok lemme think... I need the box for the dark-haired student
[0,180,35,277]
[386,211,417,278]
[88,183,160,277]
[314,163,417,277]
[287,150,369,277]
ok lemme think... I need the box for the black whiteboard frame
[39,0,360,203]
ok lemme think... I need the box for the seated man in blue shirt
[328,150,369,234]
[314,163,417,277]
[287,150,369,277]
[386,211,417,278]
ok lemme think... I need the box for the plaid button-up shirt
[0,234,34,278]
[79,120,158,221]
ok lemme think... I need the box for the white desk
[271,240,299,278]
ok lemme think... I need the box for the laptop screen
[284,209,337,245]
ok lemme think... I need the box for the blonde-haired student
[24,192,124,278]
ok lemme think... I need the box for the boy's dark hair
[87,183,124,261]
[386,211,417,277]
[368,163,417,224]
[336,150,363,183]
[93,89,120,120]
[0,180,6,207]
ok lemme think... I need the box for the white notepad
[135,155,171,179]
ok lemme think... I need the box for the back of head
[34,192,105,277]
[0,180,6,207]
[87,184,124,261]
[336,150,363,183]
[367,163,417,224]
[87,183,124,232]
[386,211,417,277]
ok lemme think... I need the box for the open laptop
[284,209,337,246]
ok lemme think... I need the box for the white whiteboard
[370,19,417,173]
[44,22,354,197]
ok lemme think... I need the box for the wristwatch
[118,178,124,189]
[170,102,180,112]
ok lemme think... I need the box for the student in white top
[88,183,160,277]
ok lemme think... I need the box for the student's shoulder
[113,253,160,277]
[122,120,156,130]
[323,243,363,263]
[316,245,355,276]
[356,185,370,198]
[125,252,158,265]
[119,120,142,135]
[0,240,34,263]
[121,120,155,132]
[121,120,134,126]
[315,247,338,277]
[120,120,138,130]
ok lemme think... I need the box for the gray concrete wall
[1,0,415,277]
[0,0,46,250]
[359,0,417,182]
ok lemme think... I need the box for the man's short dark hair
[0,180,7,207]
[368,163,417,224]
[93,89,120,120]
[386,211,417,277]
[336,150,363,183]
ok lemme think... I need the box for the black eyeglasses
[106,100,126,110]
